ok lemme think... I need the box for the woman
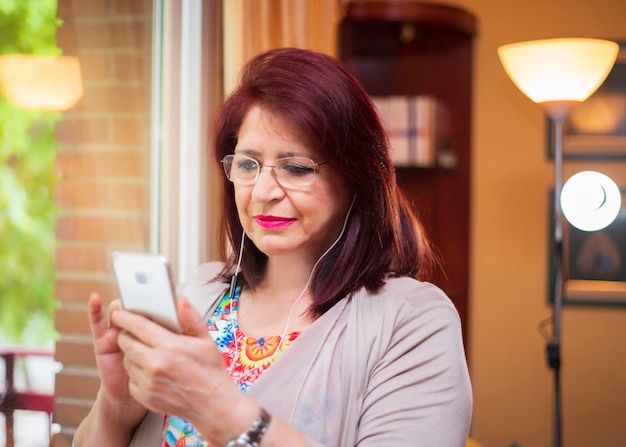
[73,47,472,447]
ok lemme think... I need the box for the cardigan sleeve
[354,282,472,446]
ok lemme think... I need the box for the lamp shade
[560,171,621,232]
[498,38,618,105]
[0,55,83,111]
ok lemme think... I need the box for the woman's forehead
[236,106,318,159]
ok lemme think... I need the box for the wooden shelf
[343,1,477,36]
[339,1,477,344]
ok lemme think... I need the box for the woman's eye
[282,164,314,176]
[238,160,258,171]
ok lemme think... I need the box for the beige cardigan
[128,262,472,446]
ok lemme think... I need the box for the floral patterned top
[161,287,300,447]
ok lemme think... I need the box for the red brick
[55,150,148,178]
[55,371,100,400]
[53,402,92,431]
[55,179,109,208]
[77,53,110,81]
[112,117,148,145]
[77,84,148,113]
[113,54,146,81]
[57,22,111,52]
[52,433,74,447]
[55,117,110,145]
[55,178,147,210]
[55,277,117,304]
[57,0,108,18]
[54,245,110,272]
[113,0,152,16]
[57,20,150,53]
[111,22,150,48]
[108,181,149,208]
[54,308,91,335]
[55,340,96,369]
[55,215,149,244]
[54,278,119,306]
[55,22,79,53]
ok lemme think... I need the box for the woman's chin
[253,238,301,257]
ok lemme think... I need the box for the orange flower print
[240,336,281,368]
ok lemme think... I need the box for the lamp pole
[548,115,565,447]
[544,102,577,447]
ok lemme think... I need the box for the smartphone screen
[111,251,182,333]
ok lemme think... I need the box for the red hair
[212,47,438,316]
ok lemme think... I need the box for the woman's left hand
[111,297,246,430]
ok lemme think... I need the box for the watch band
[225,407,272,447]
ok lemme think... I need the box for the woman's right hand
[87,292,147,426]
[73,293,148,447]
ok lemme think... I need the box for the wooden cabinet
[339,2,476,343]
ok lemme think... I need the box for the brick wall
[53,0,153,444]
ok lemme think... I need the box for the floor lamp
[497,38,620,447]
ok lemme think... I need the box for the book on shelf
[371,94,444,168]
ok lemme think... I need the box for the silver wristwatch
[226,407,272,447]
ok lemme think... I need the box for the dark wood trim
[344,1,477,36]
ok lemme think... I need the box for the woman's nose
[251,166,285,201]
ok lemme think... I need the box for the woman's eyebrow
[277,150,313,158]
[234,148,314,159]
[234,148,259,157]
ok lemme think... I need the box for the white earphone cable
[228,195,355,373]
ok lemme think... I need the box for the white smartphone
[111,251,182,333]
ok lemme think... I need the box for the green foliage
[0,0,61,345]
[0,0,61,55]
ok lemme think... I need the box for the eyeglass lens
[222,154,321,187]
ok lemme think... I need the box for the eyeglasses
[221,154,328,188]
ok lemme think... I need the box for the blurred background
[0,1,625,446]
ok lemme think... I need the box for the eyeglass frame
[220,153,329,189]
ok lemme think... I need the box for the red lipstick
[253,215,296,229]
